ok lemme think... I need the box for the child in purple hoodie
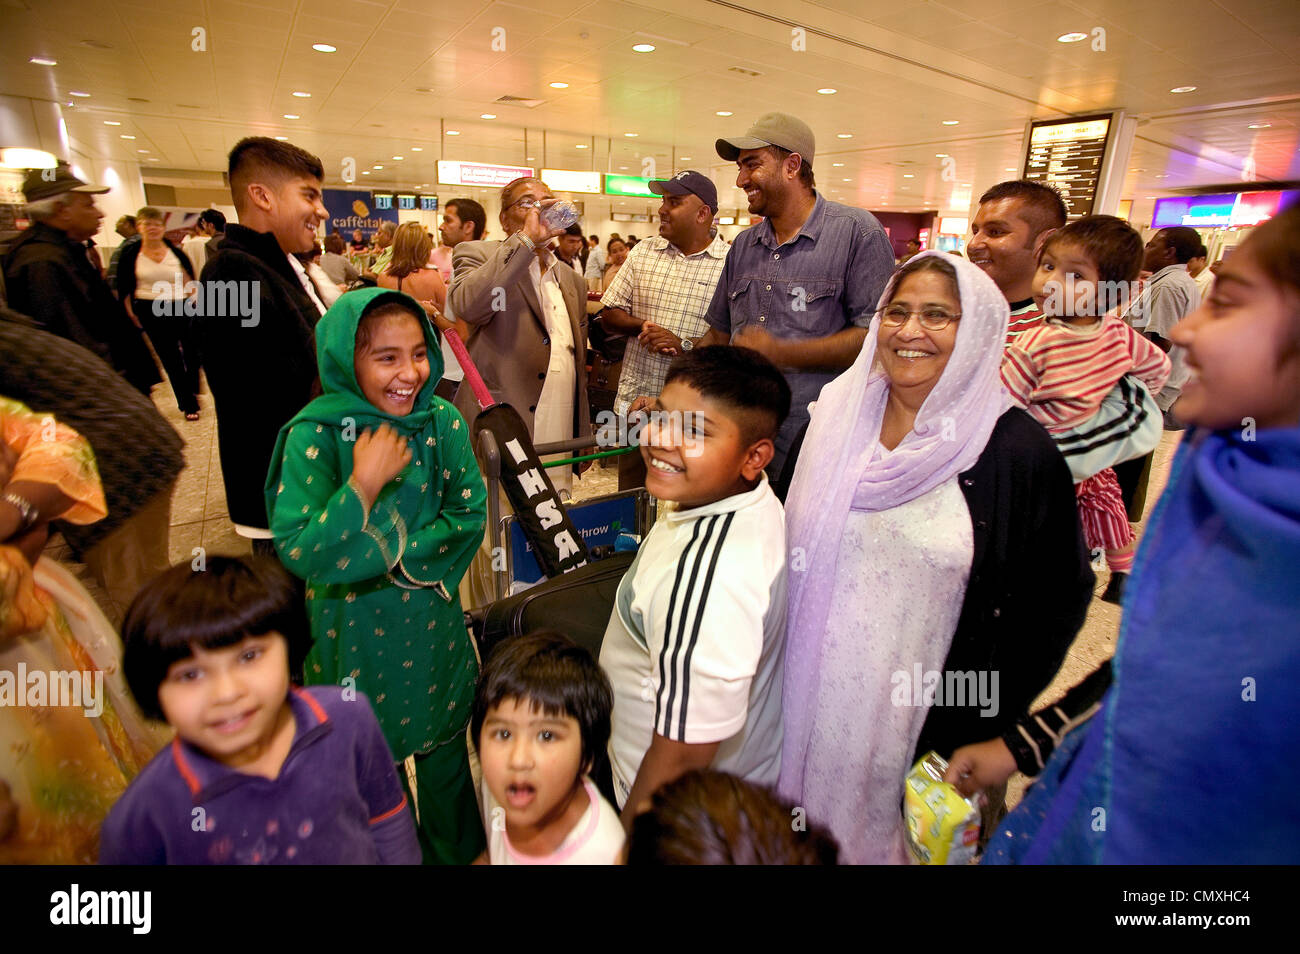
[100,556,419,864]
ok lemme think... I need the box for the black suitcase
[468,550,635,662]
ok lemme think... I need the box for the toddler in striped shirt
[1001,216,1170,604]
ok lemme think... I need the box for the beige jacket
[446,232,590,443]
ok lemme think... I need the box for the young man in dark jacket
[195,137,328,552]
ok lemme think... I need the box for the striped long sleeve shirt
[1001,314,1171,433]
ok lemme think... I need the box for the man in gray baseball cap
[699,112,895,482]
[3,161,160,395]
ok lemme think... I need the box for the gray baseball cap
[716,112,815,167]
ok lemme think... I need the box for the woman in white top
[377,222,466,399]
[114,206,201,420]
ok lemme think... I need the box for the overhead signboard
[437,160,534,188]
[419,195,438,211]
[1151,189,1300,229]
[605,174,657,198]
[542,169,602,194]
[1022,113,1114,218]
[321,189,399,239]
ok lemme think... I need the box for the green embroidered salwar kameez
[266,288,487,863]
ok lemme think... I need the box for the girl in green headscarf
[266,288,487,864]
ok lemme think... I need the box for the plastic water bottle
[540,199,580,232]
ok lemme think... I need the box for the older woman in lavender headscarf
[778,252,1093,864]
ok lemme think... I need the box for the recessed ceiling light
[373,164,384,170]
[411,146,423,151]
[147,157,159,162]
[392,156,403,160]
[446,130,460,135]
[104,120,121,126]
[274,136,288,141]
[903,174,914,178]
[1154,173,1169,178]
[1005,167,1016,172]
[942,120,959,125]
[1247,122,1271,129]
[69,91,90,98]
[619,166,628,170]
[283,114,300,119]
[832,162,844,167]
[576,144,588,149]
[632,43,655,53]
[29,57,57,66]
[1170,86,1197,93]
[120,134,136,140]
[292,91,311,98]
[716,110,733,117]
[549,82,569,89]
[842,178,850,182]
[817,88,837,95]
[680,156,691,161]
[836,133,852,139]
[1057,32,1088,43]
[480,113,496,119]
[362,170,370,175]
[137,149,149,153]
[624,132,638,137]
[935,153,948,158]
[312,43,337,53]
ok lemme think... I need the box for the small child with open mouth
[471,631,623,864]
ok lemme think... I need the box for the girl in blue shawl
[266,288,487,864]
[966,204,1300,864]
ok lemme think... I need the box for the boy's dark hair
[446,198,486,240]
[978,179,1068,239]
[1159,226,1204,265]
[227,137,324,211]
[121,556,310,721]
[323,233,345,255]
[1194,243,1209,259]
[198,209,227,232]
[626,770,839,865]
[663,346,791,445]
[1042,215,1145,305]
[471,630,613,774]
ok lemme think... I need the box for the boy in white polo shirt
[600,346,791,825]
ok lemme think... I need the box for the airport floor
[44,374,1182,814]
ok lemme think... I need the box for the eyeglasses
[504,194,549,213]
[876,305,962,331]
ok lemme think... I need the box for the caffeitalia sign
[604,174,657,198]
[437,160,534,187]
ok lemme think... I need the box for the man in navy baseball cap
[648,170,719,214]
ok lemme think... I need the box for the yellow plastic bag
[904,751,982,865]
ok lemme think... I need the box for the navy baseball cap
[648,170,718,213]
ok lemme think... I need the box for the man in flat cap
[3,162,159,395]
[699,112,894,478]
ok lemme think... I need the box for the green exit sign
[604,174,656,198]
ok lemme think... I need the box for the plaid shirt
[600,232,729,414]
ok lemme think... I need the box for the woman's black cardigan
[114,237,196,302]
[777,407,1095,763]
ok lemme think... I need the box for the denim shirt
[704,193,894,472]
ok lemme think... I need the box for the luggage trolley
[474,430,655,604]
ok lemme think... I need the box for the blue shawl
[987,423,1300,864]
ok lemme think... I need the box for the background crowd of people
[0,107,1296,867]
